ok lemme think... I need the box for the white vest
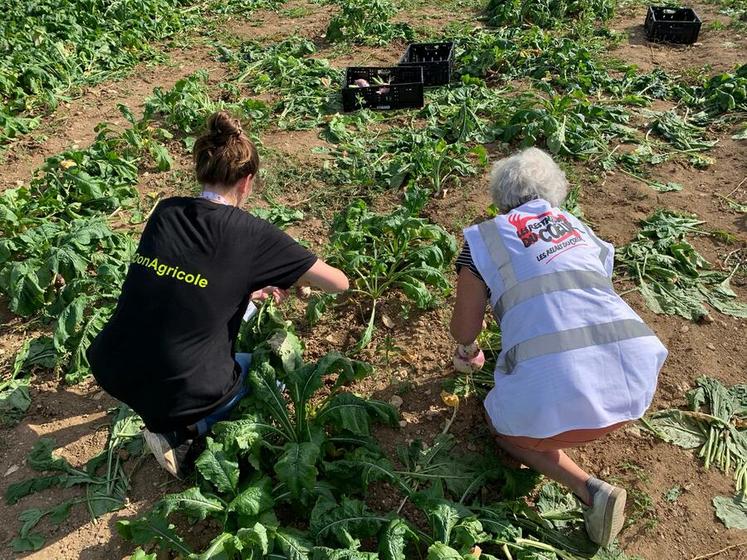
[464,199,667,438]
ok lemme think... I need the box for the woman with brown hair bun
[87,111,348,478]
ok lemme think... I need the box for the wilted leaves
[618,210,747,321]
[713,495,747,529]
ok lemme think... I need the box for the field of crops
[0,0,745,558]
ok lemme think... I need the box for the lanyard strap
[200,190,233,206]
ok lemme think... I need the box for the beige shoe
[583,478,627,547]
[143,429,191,479]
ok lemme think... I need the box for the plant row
[0,0,290,146]
[113,307,619,559]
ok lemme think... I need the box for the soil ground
[0,1,746,559]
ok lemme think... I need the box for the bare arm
[450,268,489,345]
[296,259,349,293]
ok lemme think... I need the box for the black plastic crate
[342,67,424,112]
[399,42,454,86]
[645,6,701,44]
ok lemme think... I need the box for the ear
[237,174,253,200]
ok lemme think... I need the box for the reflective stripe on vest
[499,319,655,374]
[579,221,609,267]
[478,220,517,290]
[494,269,613,318]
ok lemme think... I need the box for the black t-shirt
[87,197,316,433]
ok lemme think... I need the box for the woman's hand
[250,286,289,304]
[453,342,486,373]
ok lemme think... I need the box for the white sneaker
[143,429,191,479]
[582,478,627,547]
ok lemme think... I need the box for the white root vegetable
[296,286,312,299]
[353,79,370,88]
[453,344,485,373]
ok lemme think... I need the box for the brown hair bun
[207,111,243,142]
[193,111,259,186]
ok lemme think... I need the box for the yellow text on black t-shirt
[133,253,209,288]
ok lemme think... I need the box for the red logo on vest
[508,211,582,249]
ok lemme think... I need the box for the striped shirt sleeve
[455,241,485,283]
[456,241,492,299]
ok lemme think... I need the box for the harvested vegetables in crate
[399,42,454,86]
[342,66,424,111]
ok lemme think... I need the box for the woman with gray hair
[450,147,667,547]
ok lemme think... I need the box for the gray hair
[489,147,568,211]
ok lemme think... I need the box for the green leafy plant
[299,481,613,559]
[648,110,717,152]
[6,406,144,552]
[229,37,343,130]
[321,106,490,206]
[424,83,508,144]
[501,89,635,159]
[117,323,400,555]
[0,110,40,144]
[0,211,136,382]
[144,71,270,150]
[643,376,747,494]
[617,210,747,321]
[486,0,614,29]
[240,336,398,502]
[713,494,747,529]
[0,127,140,237]
[118,327,614,559]
[391,138,488,213]
[207,0,284,15]
[677,64,747,116]
[325,0,414,46]
[0,378,32,427]
[1,215,129,311]
[0,0,200,145]
[664,485,682,503]
[6,337,58,384]
[251,201,304,229]
[718,192,747,214]
[319,113,402,193]
[0,119,157,382]
[325,201,457,351]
